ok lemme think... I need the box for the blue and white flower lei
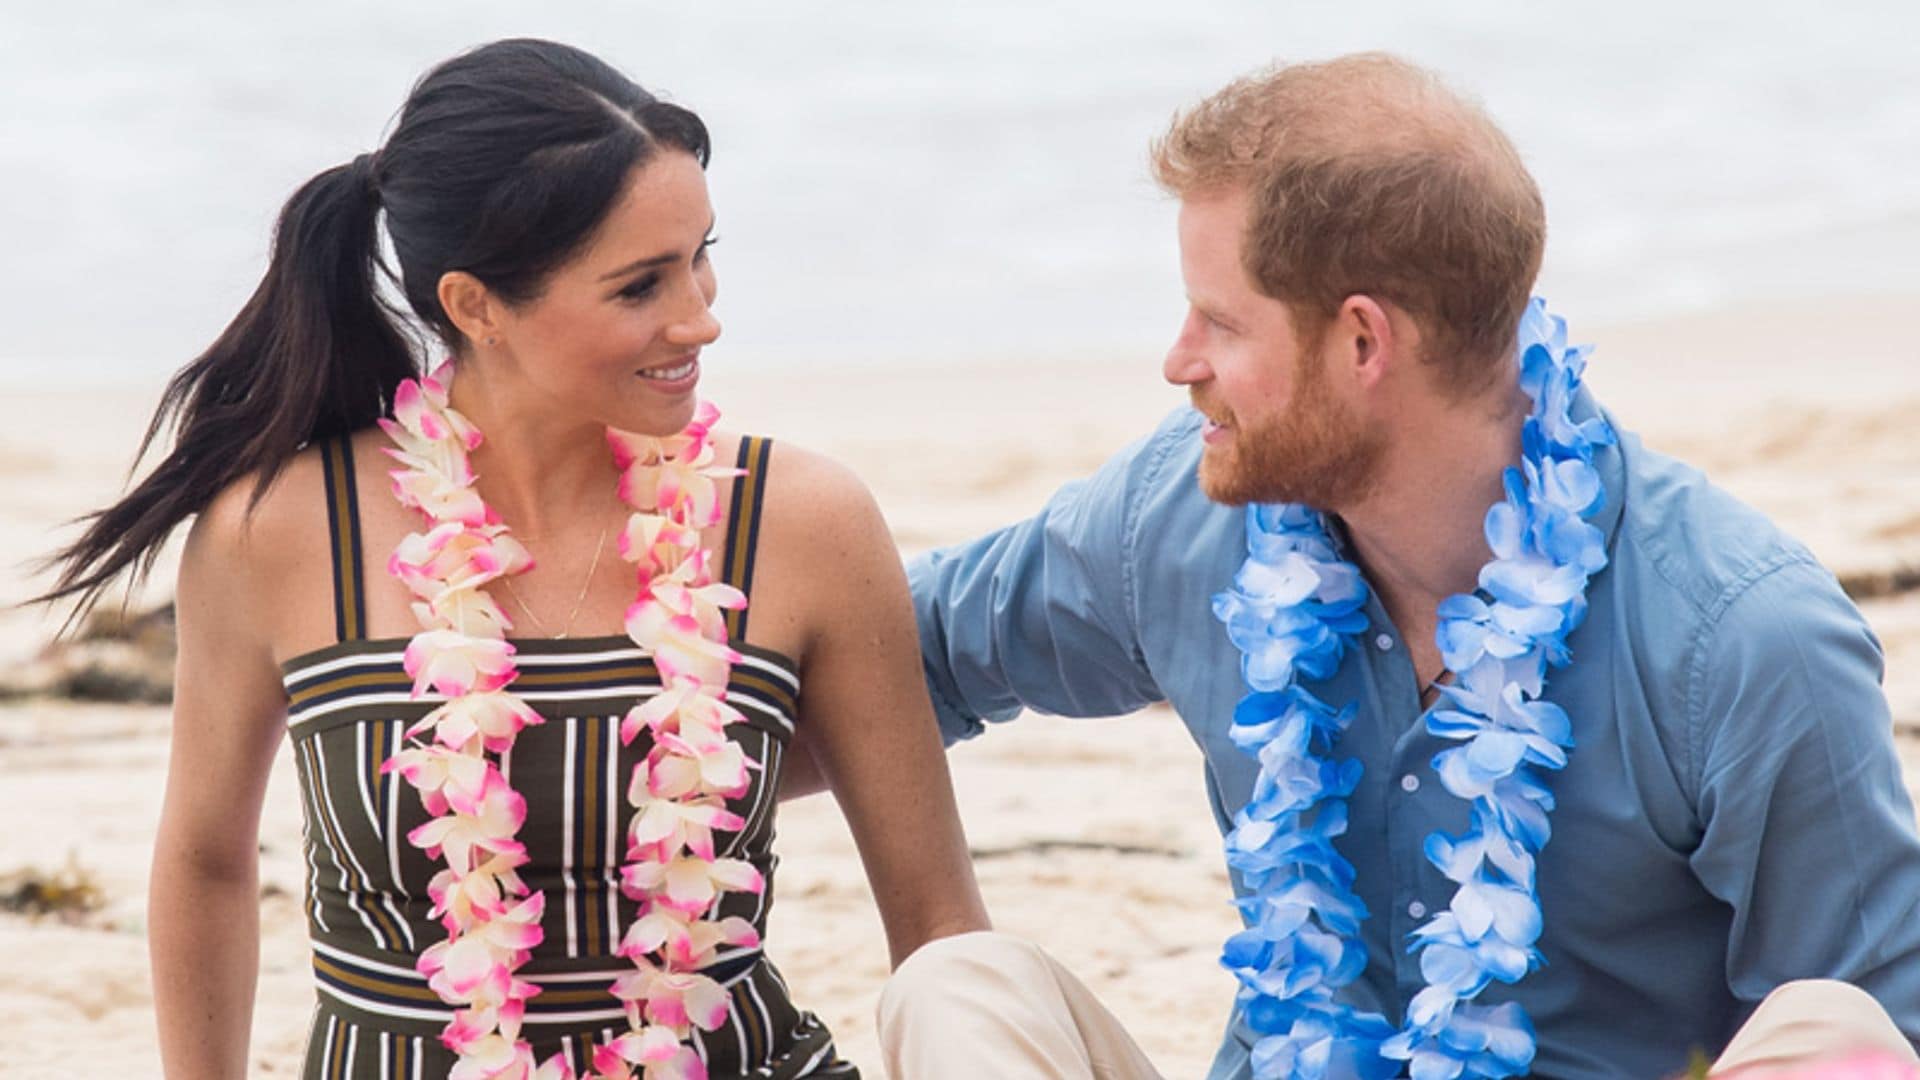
[1213,299,1615,1080]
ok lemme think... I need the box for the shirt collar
[1578,384,1629,551]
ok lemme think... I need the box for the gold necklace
[501,519,610,639]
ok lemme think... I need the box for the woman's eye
[619,274,660,301]
[696,234,720,262]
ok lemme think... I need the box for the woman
[41,38,987,1079]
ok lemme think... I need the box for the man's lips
[1194,401,1233,444]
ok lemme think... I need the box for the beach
[0,294,1916,1076]
[5,0,1919,1071]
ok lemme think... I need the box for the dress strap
[719,436,773,642]
[320,433,370,642]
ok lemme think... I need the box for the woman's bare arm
[775,450,989,967]
[149,483,292,1078]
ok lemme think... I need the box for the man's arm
[1689,557,1920,1039]
[780,415,1187,800]
[907,416,1183,742]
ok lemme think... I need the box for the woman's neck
[446,366,620,539]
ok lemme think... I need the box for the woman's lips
[636,356,701,393]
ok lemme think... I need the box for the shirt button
[1400,774,1421,793]
[1408,900,1428,920]
[1374,633,1395,651]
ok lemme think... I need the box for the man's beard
[1196,352,1386,510]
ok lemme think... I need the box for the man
[883,54,1920,1080]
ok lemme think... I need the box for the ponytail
[36,38,712,626]
[35,152,416,619]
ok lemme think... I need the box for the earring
[485,336,497,346]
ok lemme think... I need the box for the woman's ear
[438,270,505,348]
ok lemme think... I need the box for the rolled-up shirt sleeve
[907,417,1186,744]
[1688,556,1920,1037]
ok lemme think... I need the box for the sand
[1,294,1916,1077]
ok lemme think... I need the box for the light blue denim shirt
[910,393,1920,1079]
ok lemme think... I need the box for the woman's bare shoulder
[197,443,332,555]
[179,438,340,633]
[719,435,897,658]
[750,438,889,549]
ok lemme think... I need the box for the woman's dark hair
[37,38,710,619]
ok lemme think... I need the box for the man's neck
[1335,389,1526,633]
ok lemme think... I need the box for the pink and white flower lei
[378,361,765,1080]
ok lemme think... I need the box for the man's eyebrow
[1188,295,1236,322]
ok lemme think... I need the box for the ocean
[2,0,1916,381]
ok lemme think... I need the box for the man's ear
[1332,294,1401,390]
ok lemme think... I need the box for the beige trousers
[876,932,1917,1079]
[1711,980,1919,1075]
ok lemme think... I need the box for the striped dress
[281,434,858,1079]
